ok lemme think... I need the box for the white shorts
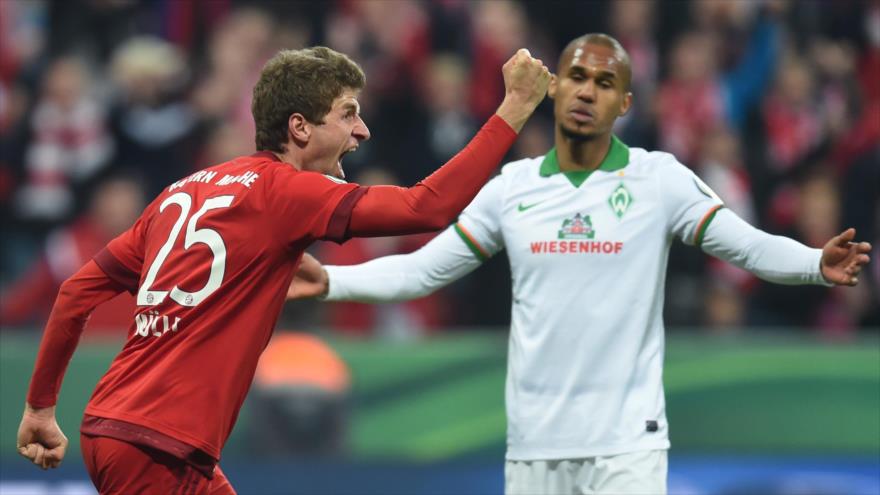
[505,449,667,495]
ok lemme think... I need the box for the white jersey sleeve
[700,207,831,286]
[659,157,725,247]
[453,175,506,261]
[324,226,482,302]
[324,177,505,302]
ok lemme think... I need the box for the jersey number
[137,192,234,307]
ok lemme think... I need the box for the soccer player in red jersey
[16,46,551,494]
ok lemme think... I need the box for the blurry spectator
[413,54,478,184]
[469,0,529,120]
[0,0,46,85]
[609,0,658,146]
[195,122,258,170]
[315,168,452,340]
[190,7,276,138]
[699,126,755,223]
[761,54,824,173]
[656,31,725,165]
[657,7,780,164]
[15,56,113,225]
[1,175,144,333]
[250,332,350,456]
[108,36,202,196]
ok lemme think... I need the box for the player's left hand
[16,404,68,470]
[820,228,871,286]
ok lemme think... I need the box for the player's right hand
[16,403,68,470]
[287,253,329,299]
[502,48,551,108]
[496,48,551,132]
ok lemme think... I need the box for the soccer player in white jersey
[288,34,871,495]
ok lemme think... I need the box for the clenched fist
[17,404,68,470]
[495,48,552,132]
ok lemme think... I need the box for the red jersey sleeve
[26,260,126,407]
[270,170,366,245]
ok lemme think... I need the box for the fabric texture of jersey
[456,138,723,460]
[86,152,360,460]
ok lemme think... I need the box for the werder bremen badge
[608,182,633,219]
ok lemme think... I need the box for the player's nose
[353,115,370,141]
[576,81,597,102]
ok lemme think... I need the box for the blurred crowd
[1,0,878,338]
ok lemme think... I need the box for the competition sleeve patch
[94,247,141,294]
[454,223,490,262]
[326,186,368,243]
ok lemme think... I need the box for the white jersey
[455,136,721,459]
[325,136,828,461]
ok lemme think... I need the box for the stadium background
[0,0,878,494]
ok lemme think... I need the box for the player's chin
[560,123,600,140]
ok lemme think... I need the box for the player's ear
[548,73,558,99]
[619,91,633,117]
[288,113,311,143]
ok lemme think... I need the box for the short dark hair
[559,34,632,91]
[252,46,366,152]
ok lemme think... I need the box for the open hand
[287,253,329,299]
[820,228,871,286]
[17,404,68,470]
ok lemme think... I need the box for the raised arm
[347,49,549,237]
[701,208,870,286]
[18,260,125,469]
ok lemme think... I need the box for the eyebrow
[568,65,618,79]
[339,101,360,113]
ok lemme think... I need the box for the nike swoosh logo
[517,201,542,212]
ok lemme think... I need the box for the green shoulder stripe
[454,223,489,262]
[695,205,724,248]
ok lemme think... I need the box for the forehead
[331,88,361,108]
[563,43,623,74]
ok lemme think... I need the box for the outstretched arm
[290,226,482,302]
[18,260,124,469]
[701,208,870,286]
[346,49,549,237]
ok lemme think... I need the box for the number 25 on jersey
[137,192,234,307]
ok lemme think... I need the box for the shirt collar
[539,134,630,177]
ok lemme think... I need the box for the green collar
[539,135,629,187]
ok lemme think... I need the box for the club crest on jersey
[557,213,595,239]
[608,182,633,219]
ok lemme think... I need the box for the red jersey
[26,115,517,476]
[84,152,363,461]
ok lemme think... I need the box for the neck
[555,131,612,172]
[273,146,305,171]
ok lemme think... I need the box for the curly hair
[252,47,366,152]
